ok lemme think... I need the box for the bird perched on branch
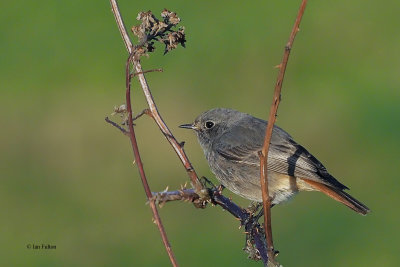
[180,108,369,215]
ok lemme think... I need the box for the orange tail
[301,179,370,215]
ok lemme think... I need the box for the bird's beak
[179,123,197,130]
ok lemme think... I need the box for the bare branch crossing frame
[108,1,308,266]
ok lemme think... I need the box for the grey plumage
[180,108,369,214]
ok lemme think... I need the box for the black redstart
[180,108,369,215]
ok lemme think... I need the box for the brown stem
[125,54,178,267]
[132,68,163,77]
[110,1,178,266]
[259,0,308,264]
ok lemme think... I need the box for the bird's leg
[243,202,276,229]
[247,202,263,214]
[199,176,215,189]
[199,176,226,194]
[252,203,275,224]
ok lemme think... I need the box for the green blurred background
[1,0,399,266]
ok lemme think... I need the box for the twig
[110,2,178,266]
[259,0,308,265]
[105,116,128,135]
[151,188,204,208]
[132,68,163,77]
[132,108,151,121]
[126,54,179,267]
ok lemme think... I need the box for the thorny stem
[152,188,269,265]
[259,0,308,265]
[110,1,178,266]
[126,55,178,267]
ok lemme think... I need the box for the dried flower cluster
[131,9,186,55]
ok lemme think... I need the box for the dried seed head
[161,9,180,25]
[131,25,144,39]
[161,27,186,54]
[137,11,158,29]
[131,9,186,56]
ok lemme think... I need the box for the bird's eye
[205,121,215,129]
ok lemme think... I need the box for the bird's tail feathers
[301,179,370,215]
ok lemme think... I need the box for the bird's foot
[199,177,225,194]
[242,202,276,229]
[246,202,262,214]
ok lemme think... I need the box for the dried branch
[110,0,203,194]
[152,188,269,264]
[132,68,163,77]
[109,1,178,266]
[151,188,204,208]
[128,53,179,267]
[109,1,312,265]
[259,0,308,265]
[108,2,269,264]
[105,116,128,135]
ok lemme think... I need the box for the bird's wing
[213,118,348,190]
[269,140,348,190]
[212,117,267,164]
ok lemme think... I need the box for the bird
[180,108,370,215]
